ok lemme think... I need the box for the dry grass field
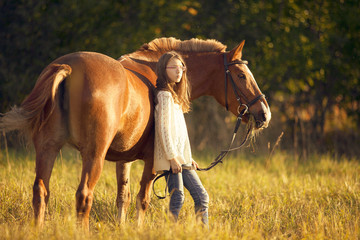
[0,149,359,239]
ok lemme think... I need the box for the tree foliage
[0,0,359,156]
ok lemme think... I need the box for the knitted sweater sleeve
[156,92,178,160]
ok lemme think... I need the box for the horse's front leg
[136,158,156,226]
[116,160,132,224]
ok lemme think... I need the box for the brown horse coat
[0,37,271,229]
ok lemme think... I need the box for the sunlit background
[1,0,359,158]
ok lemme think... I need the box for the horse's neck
[119,53,223,100]
[185,53,223,100]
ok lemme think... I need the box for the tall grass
[0,148,359,239]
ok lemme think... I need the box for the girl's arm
[156,92,178,161]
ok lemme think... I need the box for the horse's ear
[229,40,245,61]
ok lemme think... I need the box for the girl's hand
[192,159,199,170]
[170,158,182,174]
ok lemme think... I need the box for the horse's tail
[0,64,72,138]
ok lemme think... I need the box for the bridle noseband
[223,53,264,115]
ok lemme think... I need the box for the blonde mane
[125,37,227,61]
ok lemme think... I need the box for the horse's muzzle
[254,102,271,129]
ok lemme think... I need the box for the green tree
[1,0,359,156]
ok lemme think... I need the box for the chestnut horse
[0,37,271,229]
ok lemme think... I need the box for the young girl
[154,51,209,225]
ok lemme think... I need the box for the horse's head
[219,40,271,129]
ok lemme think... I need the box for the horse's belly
[103,116,153,162]
[110,130,143,152]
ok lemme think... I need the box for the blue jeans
[167,169,209,225]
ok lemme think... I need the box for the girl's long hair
[155,51,191,113]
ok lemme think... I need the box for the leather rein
[153,53,264,199]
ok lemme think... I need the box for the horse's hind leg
[75,116,116,230]
[116,161,132,224]
[33,145,62,227]
[76,151,105,230]
[32,110,67,228]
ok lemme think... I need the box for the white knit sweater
[154,91,192,173]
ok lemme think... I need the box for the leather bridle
[195,53,265,171]
[223,53,265,114]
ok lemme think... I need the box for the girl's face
[166,58,186,83]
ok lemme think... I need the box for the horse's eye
[238,73,245,79]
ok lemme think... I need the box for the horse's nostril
[256,120,264,129]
